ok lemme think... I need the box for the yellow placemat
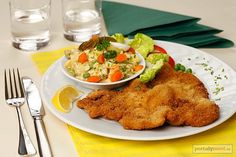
[31,47,236,157]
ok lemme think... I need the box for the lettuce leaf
[139,60,164,83]
[129,33,154,58]
[146,53,169,64]
[111,33,125,43]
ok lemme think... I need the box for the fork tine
[13,69,19,98]
[4,69,9,100]
[9,69,14,98]
[17,68,24,97]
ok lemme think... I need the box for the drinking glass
[9,0,51,51]
[62,0,102,42]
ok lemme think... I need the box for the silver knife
[22,76,53,157]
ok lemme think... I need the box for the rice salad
[64,39,143,83]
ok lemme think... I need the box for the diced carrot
[111,70,124,82]
[128,47,135,54]
[78,52,88,63]
[87,76,101,83]
[116,54,127,62]
[134,65,143,72]
[97,54,105,64]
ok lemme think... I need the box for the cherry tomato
[154,45,167,54]
[168,56,175,68]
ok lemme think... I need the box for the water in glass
[62,0,101,42]
[10,1,50,51]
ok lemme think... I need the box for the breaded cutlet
[77,64,219,130]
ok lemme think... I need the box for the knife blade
[22,76,53,157]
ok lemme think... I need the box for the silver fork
[4,69,36,156]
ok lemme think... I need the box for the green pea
[174,63,181,71]
[179,65,186,71]
[174,63,193,73]
[186,68,192,73]
[83,72,90,78]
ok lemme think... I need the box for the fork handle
[34,117,53,157]
[16,107,36,156]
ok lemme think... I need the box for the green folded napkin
[130,24,222,39]
[102,1,234,48]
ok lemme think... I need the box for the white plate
[40,40,236,141]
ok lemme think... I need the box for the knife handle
[34,117,53,157]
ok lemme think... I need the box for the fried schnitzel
[77,64,219,130]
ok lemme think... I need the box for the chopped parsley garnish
[214,98,221,101]
[120,65,127,72]
[213,87,224,95]
[96,40,110,51]
[104,50,117,59]
[215,76,222,80]
[199,63,208,67]
[195,58,229,98]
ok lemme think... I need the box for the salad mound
[64,36,143,83]
[64,33,192,84]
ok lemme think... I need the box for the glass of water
[62,0,102,42]
[9,0,51,51]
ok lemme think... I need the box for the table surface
[0,0,235,156]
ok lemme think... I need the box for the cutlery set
[4,69,52,157]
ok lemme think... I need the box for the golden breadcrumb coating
[77,64,219,130]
